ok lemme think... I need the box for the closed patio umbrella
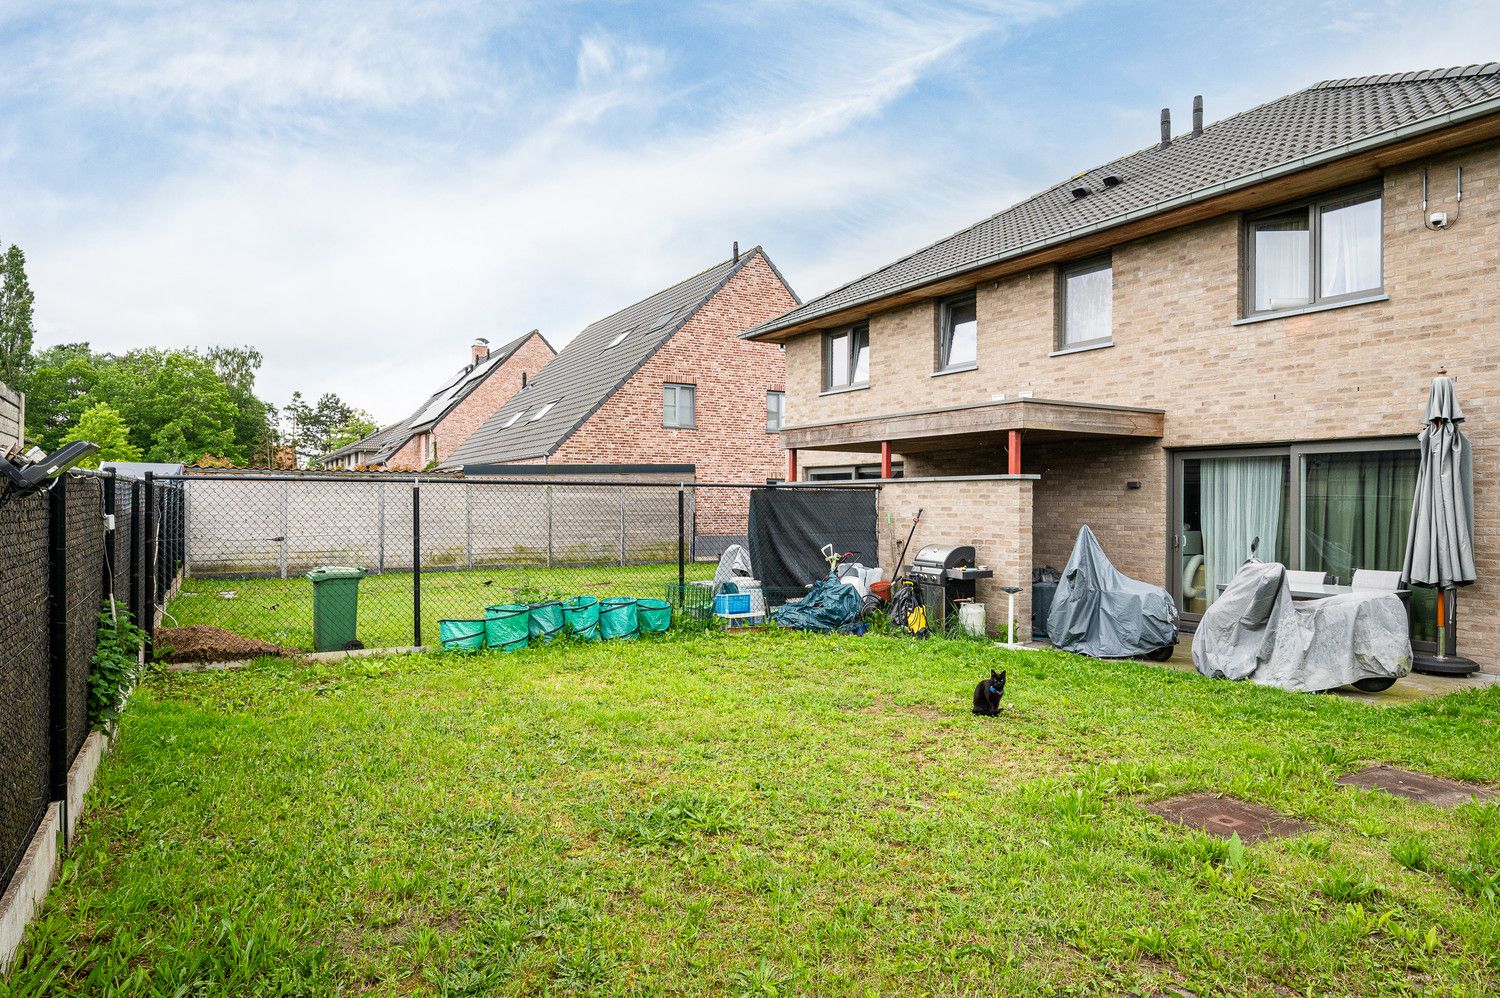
[1402,376,1478,675]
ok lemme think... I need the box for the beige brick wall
[876,477,1034,639]
[785,138,1500,666]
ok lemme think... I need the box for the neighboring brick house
[321,331,555,471]
[442,247,797,546]
[744,64,1500,671]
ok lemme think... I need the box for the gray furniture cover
[1046,525,1179,658]
[1192,561,1413,692]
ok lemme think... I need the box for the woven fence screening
[64,476,105,763]
[112,481,135,613]
[0,489,52,897]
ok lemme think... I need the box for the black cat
[972,669,1006,716]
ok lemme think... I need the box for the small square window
[1058,257,1112,349]
[937,294,977,370]
[663,383,696,428]
[766,391,785,432]
[823,323,869,390]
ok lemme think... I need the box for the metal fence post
[47,475,70,846]
[465,483,473,570]
[143,472,156,662]
[619,488,626,567]
[103,469,118,602]
[412,480,422,648]
[129,480,142,627]
[677,486,686,596]
[376,482,386,574]
[278,481,289,580]
[545,485,553,568]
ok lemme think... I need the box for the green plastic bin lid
[305,565,368,582]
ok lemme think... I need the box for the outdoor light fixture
[0,441,99,493]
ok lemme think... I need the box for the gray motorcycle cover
[1046,525,1179,658]
[1192,561,1412,692]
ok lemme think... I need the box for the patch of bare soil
[155,625,291,663]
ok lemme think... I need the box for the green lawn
[164,563,715,651]
[11,631,1500,996]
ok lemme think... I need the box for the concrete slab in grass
[1144,793,1313,842]
[1337,765,1496,808]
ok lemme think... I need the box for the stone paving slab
[1143,793,1313,842]
[1336,765,1496,807]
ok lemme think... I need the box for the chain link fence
[154,473,874,655]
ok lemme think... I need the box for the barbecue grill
[905,544,993,629]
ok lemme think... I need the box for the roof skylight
[528,399,560,422]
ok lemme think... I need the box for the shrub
[88,600,147,732]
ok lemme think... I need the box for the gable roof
[443,248,783,467]
[320,329,552,466]
[745,63,1500,339]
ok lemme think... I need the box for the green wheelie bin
[306,566,368,652]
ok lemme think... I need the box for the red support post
[880,441,892,479]
[787,448,798,482]
[1007,429,1022,475]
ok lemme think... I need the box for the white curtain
[1064,266,1112,344]
[1201,456,1284,605]
[1253,219,1309,310]
[1320,197,1381,298]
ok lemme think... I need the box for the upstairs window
[1058,256,1112,349]
[1246,186,1382,316]
[823,322,870,391]
[663,383,696,428]
[937,293,977,371]
[766,391,785,432]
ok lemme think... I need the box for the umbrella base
[1412,653,1480,677]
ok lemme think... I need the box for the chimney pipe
[521,371,527,388]
[471,337,490,366]
[1192,95,1203,137]
[732,241,740,262]
[1159,108,1171,149]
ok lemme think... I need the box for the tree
[283,390,376,465]
[99,349,239,462]
[22,344,99,449]
[0,243,35,386]
[59,402,142,468]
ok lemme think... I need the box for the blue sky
[1,0,1495,424]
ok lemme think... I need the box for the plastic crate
[714,593,752,615]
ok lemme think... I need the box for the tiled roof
[442,249,770,466]
[320,329,551,465]
[747,63,1500,338]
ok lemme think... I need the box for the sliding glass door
[1173,439,1421,636]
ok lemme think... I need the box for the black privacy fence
[0,470,146,900]
[149,473,876,656]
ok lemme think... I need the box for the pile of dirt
[155,626,292,663]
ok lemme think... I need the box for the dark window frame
[822,322,870,392]
[1055,255,1113,351]
[935,292,978,372]
[662,382,696,429]
[765,391,785,433]
[1242,182,1383,318]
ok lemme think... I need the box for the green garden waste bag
[529,601,565,644]
[637,597,672,634]
[563,596,601,641]
[438,619,486,652]
[599,596,639,640]
[484,604,530,652]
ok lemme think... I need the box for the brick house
[744,64,1500,671]
[442,246,797,546]
[321,331,555,471]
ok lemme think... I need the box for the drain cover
[1143,793,1312,842]
[1337,765,1496,808]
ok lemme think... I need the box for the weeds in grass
[729,957,794,997]
[613,792,739,848]
[1320,868,1381,903]
[1390,836,1432,872]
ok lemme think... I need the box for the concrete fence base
[0,729,112,973]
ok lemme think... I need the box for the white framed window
[663,383,696,428]
[1058,256,1113,349]
[766,391,785,432]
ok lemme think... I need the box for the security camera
[1430,211,1449,229]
